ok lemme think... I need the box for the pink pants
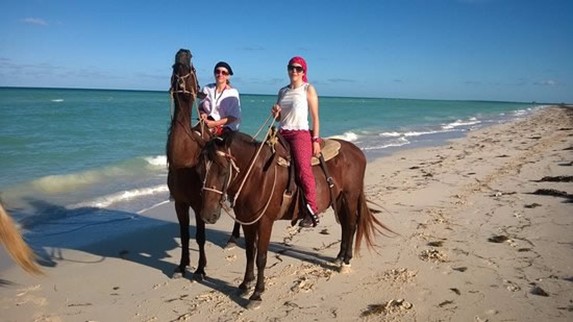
[280,129,318,213]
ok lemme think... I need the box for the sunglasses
[215,69,229,76]
[287,65,304,73]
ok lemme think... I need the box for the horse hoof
[172,268,186,279]
[246,299,262,310]
[339,263,352,274]
[239,281,255,296]
[225,238,238,250]
[333,258,343,267]
[193,272,206,282]
[238,285,250,296]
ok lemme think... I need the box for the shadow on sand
[4,198,341,308]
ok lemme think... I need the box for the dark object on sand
[530,285,549,297]
[488,235,509,243]
[531,189,573,201]
[534,176,573,182]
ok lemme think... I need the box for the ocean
[0,87,541,253]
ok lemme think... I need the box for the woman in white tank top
[271,56,322,227]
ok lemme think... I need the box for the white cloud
[21,18,48,26]
[534,79,557,86]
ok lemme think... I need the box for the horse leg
[333,197,348,265]
[247,220,274,309]
[193,212,207,281]
[174,202,190,278]
[225,222,241,249]
[335,194,358,267]
[239,224,256,295]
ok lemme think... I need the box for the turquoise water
[0,87,539,249]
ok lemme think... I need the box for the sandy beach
[1,105,571,321]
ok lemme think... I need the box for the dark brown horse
[196,131,391,308]
[166,48,240,279]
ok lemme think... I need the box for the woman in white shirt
[199,61,241,135]
[271,56,321,227]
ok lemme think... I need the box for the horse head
[170,49,202,114]
[171,49,199,94]
[196,135,239,224]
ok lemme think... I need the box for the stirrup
[299,204,319,228]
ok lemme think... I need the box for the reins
[230,115,278,206]
[201,116,280,225]
[201,147,278,226]
[224,166,277,226]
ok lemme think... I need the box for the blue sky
[1,0,572,103]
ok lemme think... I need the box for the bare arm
[307,84,321,155]
[206,116,238,128]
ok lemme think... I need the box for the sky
[1,0,572,103]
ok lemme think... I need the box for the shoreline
[1,105,572,321]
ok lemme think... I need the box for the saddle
[266,129,341,224]
[275,139,341,167]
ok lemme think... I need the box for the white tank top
[277,83,309,131]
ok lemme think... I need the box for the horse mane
[203,131,255,167]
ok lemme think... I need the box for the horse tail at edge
[0,204,43,275]
[354,189,396,255]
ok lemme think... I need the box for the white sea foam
[363,137,410,150]
[144,155,167,167]
[404,129,449,137]
[51,99,64,102]
[137,200,171,214]
[442,118,481,130]
[380,131,402,137]
[328,131,359,142]
[69,184,169,209]
[29,166,135,194]
[512,108,531,116]
[381,128,459,139]
[31,172,107,193]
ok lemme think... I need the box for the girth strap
[318,154,337,210]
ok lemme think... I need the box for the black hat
[214,61,233,75]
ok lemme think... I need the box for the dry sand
[1,105,572,321]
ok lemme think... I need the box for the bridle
[169,62,210,142]
[200,146,278,226]
[201,149,239,201]
[170,69,198,97]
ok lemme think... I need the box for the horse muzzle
[200,206,222,224]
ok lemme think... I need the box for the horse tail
[354,189,395,255]
[0,204,43,275]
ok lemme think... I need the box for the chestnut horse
[197,131,391,308]
[166,49,240,279]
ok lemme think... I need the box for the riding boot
[299,204,319,228]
